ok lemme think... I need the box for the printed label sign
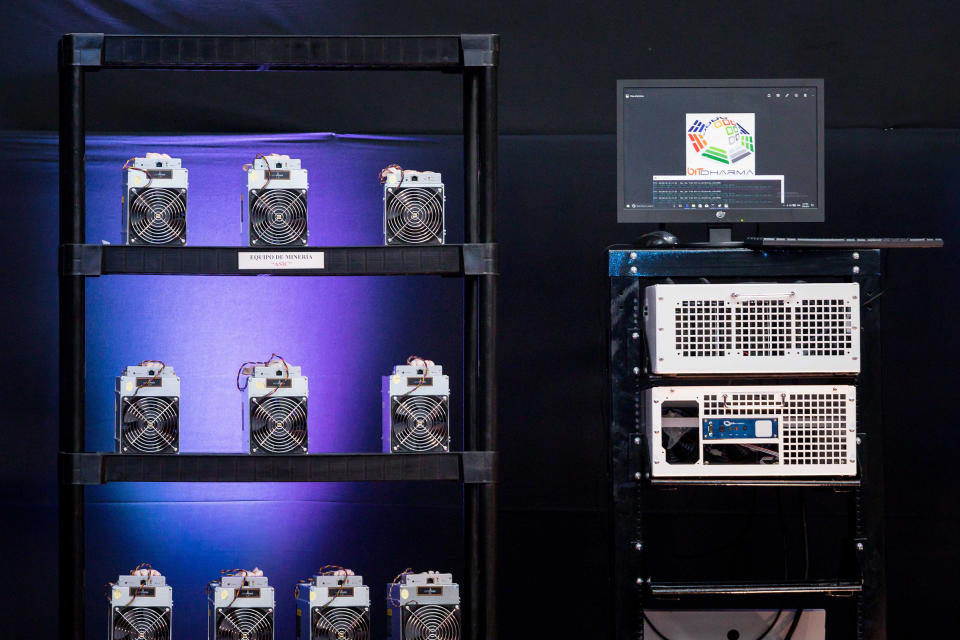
[238,251,324,270]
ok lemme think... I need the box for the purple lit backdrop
[80,132,465,638]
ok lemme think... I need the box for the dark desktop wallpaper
[0,1,958,638]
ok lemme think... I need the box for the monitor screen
[617,79,824,223]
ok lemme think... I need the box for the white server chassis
[648,385,857,477]
[644,283,860,375]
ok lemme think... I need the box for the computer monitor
[617,79,824,224]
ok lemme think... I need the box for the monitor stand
[682,225,745,248]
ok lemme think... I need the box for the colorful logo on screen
[687,116,754,165]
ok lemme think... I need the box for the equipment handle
[730,291,796,300]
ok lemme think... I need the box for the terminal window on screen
[621,86,819,211]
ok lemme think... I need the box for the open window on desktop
[617,79,824,223]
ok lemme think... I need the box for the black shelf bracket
[463,242,498,275]
[60,452,498,485]
[59,243,102,276]
[61,33,104,67]
[460,34,498,67]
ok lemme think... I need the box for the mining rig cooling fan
[242,362,309,454]
[109,569,173,640]
[115,363,180,454]
[383,169,445,245]
[209,571,275,640]
[122,154,188,245]
[296,572,371,640]
[247,154,309,246]
[387,572,460,640]
[383,362,450,453]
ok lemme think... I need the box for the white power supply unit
[242,363,308,454]
[109,569,173,640]
[122,154,188,245]
[648,385,857,477]
[247,154,309,246]
[644,283,860,375]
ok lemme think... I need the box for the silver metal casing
[247,155,309,246]
[122,155,188,246]
[208,575,275,640]
[295,574,371,640]
[383,171,446,245]
[644,282,861,375]
[383,364,450,453]
[387,572,460,640]
[109,573,173,640]
[648,385,857,477]
[115,364,180,454]
[243,364,309,454]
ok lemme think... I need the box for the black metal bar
[58,39,85,640]
[477,62,498,640]
[462,63,482,640]
[61,452,497,484]
[649,477,861,488]
[648,580,863,596]
[59,244,489,277]
[97,34,464,70]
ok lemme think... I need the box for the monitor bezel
[616,78,825,224]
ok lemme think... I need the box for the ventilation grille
[703,392,850,466]
[385,186,445,245]
[402,604,461,640]
[671,297,855,358]
[249,188,308,246]
[391,395,449,452]
[113,606,171,640]
[675,300,732,357]
[250,396,308,454]
[312,606,370,640]
[120,396,179,454]
[795,299,855,356]
[782,393,849,466]
[128,187,186,245]
[215,607,273,640]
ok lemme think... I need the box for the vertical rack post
[58,36,86,640]
[463,33,498,640]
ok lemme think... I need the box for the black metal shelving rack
[58,33,499,640]
[608,248,886,639]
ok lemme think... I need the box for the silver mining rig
[247,154,309,246]
[109,569,173,640]
[387,572,460,640]
[115,362,180,454]
[295,572,371,640]
[642,282,860,478]
[644,282,860,375]
[208,571,275,640]
[382,168,446,245]
[122,154,188,246]
[242,362,309,454]
[383,361,450,453]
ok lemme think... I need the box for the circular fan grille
[121,397,179,453]
[113,606,171,640]
[250,189,308,245]
[216,608,273,640]
[403,605,460,640]
[129,188,186,244]
[392,396,448,452]
[313,607,371,640]
[385,187,443,244]
[251,396,308,453]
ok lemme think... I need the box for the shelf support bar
[58,37,86,640]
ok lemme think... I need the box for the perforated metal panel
[647,385,857,477]
[645,283,860,374]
